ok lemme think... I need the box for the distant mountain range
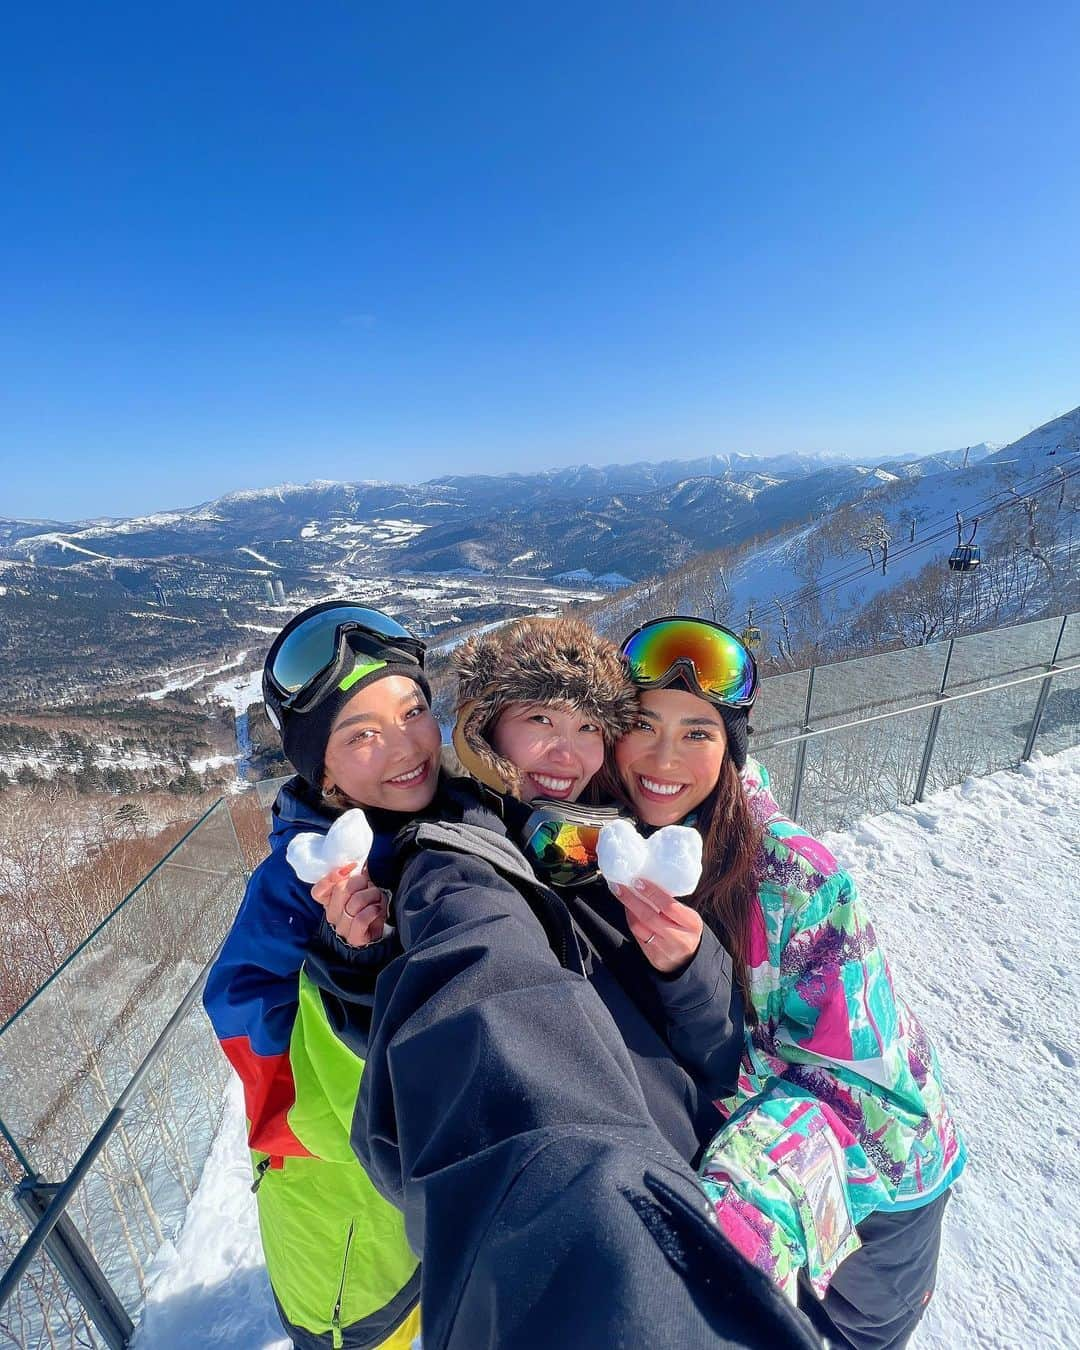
[1,420,1073,714]
[0,443,999,584]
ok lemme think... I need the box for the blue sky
[3,2,1079,520]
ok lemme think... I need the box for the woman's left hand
[611,878,704,975]
[311,863,388,948]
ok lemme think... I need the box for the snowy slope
[721,409,1079,634]
[589,405,1080,652]
[135,747,1080,1349]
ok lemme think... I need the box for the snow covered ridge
[588,405,1080,654]
[552,567,632,588]
[5,419,1061,575]
[137,651,249,700]
[134,748,1080,1350]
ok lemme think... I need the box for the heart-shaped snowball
[596,818,649,887]
[286,808,374,884]
[597,820,703,897]
[643,826,703,897]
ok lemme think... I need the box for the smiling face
[613,688,728,827]
[322,675,442,812]
[490,701,606,802]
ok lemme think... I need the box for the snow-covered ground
[209,667,263,718]
[137,652,250,701]
[135,747,1080,1349]
[132,1078,289,1350]
[821,744,1080,1350]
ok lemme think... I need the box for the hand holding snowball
[597,820,705,975]
[596,820,702,896]
[311,863,388,948]
[287,809,387,948]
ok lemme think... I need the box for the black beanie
[279,646,431,789]
[718,706,750,772]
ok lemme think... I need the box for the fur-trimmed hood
[451,617,638,797]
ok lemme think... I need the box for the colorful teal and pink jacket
[699,759,967,1300]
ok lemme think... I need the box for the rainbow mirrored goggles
[620,617,758,710]
[264,602,426,716]
[521,801,624,889]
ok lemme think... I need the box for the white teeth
[389,764,426,784]
[641,777,684,797]
[533,774,574,791]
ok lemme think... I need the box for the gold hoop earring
[320,783,352,814]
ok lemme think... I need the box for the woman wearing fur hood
[445,616,746,1112]
[451,615,637,800]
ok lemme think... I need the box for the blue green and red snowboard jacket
[202,778,420,1350]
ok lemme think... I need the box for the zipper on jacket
[330,1221,356,1349]
[250,1156,274,1193]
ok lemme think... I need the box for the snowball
[596,819,703,897]
[321,809,375,870]
[643,826,703,897]
[597,819,650,887]
[285,834,330,885]
[286,808,374,885]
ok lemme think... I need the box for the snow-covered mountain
[3,416,1075,708]
[589,408,1080,659]
[0,445,960,582]
[876,441,1001,479]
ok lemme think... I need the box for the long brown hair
[689,754,762,1019]
[599,746,762,1019]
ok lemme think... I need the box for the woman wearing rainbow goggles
[608,616,966,1349]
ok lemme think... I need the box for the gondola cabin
[949,514,981,572]
[948,544,981,572]
[741,625,762,649]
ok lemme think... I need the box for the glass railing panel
[925,674,1044,792]
[920,614,1067,791]
[944,614,1064,693]
[54,1002,230,1328]
[0,801,246,1177]
[255,774,291,810]
[750,668,811,815]
[1034,612,1079,757]
[0,1177,110,1349]
[807,642,951,724]
[787,707,936,836]
[0,997,231,1348]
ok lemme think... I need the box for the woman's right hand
[311,863,388,947]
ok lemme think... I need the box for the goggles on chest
[521,800,625,889]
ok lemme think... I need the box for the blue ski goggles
[264,603,426,718]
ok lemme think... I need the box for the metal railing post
[1048,613,1068,668]
[789,665,816,821]
[1022,674,1056,763]
[1022,615,1067,762]
[915,638,955,803]
[13,1178,135,1350]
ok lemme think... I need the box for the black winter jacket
[308,778,819,1350]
